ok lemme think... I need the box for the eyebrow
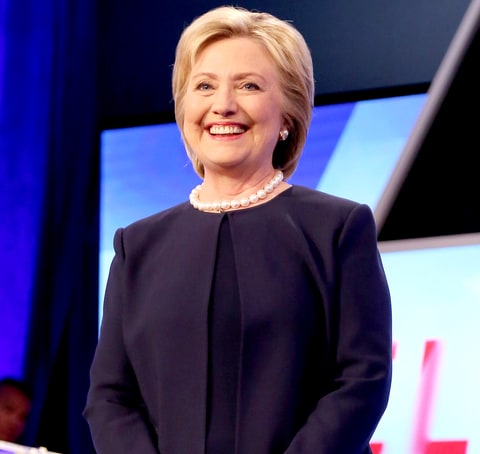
[191,72,268,82]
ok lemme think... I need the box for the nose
[212,86,237,116]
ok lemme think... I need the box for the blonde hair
[172,6,314,179]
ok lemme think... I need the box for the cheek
[182,112,201,141]
[182,109,203,146]
[183,95,206,125]
[253,97,283,126]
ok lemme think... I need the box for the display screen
[370,233,480,454]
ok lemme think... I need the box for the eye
[242,82,260,91]
[196,82,213,91]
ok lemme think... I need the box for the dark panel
[97,0,470,121]
[378,0,480,240]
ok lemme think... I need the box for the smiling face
[182,37,285,180]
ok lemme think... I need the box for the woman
[84,6,392,454]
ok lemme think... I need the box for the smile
[209,125,246,135]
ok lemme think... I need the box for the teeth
[209,125,245,135]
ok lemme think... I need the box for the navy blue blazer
[84,185,392,454]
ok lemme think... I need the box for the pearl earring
[279,129,289,141]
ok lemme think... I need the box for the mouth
[208,124,246,136]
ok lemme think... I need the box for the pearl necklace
[189,170,284,212]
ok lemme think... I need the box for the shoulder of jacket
[290,185,360,212]
[125,201,190,231]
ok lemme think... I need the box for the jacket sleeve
[285,203,393,454]
[83,228,160,454]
